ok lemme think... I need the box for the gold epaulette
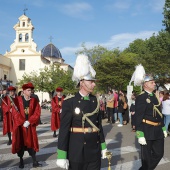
[64,95,75,100]
[139,91,145,95]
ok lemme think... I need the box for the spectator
[130,94,136,132]
[159,91,164,102]
[99,95,106,119]
[113,89,118,123]
[122,91,129,125]
[106,90,114,123]
[162,92,170,134]
[117,94,124,127]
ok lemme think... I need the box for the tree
[76,43,120,65]
[17,64,76,98]
[162,0,170,33]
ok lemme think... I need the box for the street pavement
[0,109,170,170]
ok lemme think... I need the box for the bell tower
[5,13,39,54]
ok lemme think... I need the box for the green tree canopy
[17,64,76,97]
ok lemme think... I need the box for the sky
[0,0,165,66]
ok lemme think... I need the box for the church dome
[41,43,62,58]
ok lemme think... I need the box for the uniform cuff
[162,126,166,132]
[136,131,144,138]
[101,142,107,150]
[57,149,67,159]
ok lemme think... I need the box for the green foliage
[76,30,170,92]
[17,64,76,96]
[163,0,170,33]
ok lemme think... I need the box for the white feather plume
[89,63,96,77]
[130,64,145,86]
[72,54,95,83]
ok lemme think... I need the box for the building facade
[1,14,72,102]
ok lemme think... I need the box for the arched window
[19,34,22,42]
[25,33,29,42]
[23,22,25,27]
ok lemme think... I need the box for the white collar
[79,91,89,97]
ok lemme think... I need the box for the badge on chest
[75,107,80,114]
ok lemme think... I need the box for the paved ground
[0,109,170,170]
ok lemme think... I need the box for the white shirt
[162,99,170,115]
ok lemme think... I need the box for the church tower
[5,14,40,54]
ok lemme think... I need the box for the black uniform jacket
[58,92,105,163]
[135,91,164,140]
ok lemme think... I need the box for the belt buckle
[88,127,93,133]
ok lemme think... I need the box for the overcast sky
[0,0,165,66]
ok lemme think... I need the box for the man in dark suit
[56,54,107,170]
[135,75,167,170]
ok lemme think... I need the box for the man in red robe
[2,86,16,145]
[12,82,42,169]
[51,87,64,137]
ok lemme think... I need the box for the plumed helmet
[130,64,154,86]
[144,74,154,82]
[72,54,96,84]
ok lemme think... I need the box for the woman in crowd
[162,92,170,134]
[117,94,124,127]
[106,90,114,123]
[130,94,136,132]
[120,91,129,125]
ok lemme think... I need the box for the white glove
[138,137,147,145]
[56,159,69,169]
[101,148,107,159]
[60,109,62,113]
[163,131,168,138]
[23,121,30,128]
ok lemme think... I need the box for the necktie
[149,93,153,96]
[83,96,89,100]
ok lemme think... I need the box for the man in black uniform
[56,54,107,170]
[135,75,167,170]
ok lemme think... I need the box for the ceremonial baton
[0,96,8,106]
[105,151,113,170]
[8,95,19,113]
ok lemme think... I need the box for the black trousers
[69,159,101,170]
[139,138,164,170]
[17,147,36,158]
[107,107,113,121]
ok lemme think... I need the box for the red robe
[2,96,14,135]
[51,96,64,131]
[12,96,41,154]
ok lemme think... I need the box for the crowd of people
[98,90,130,128]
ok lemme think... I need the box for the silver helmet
[144,74,154,82]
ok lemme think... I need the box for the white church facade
[0,14,73,102]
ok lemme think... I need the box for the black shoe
[33,161,42,168]
[53,134,57,137]
[7,140,12,145]
[19,160,24,169]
